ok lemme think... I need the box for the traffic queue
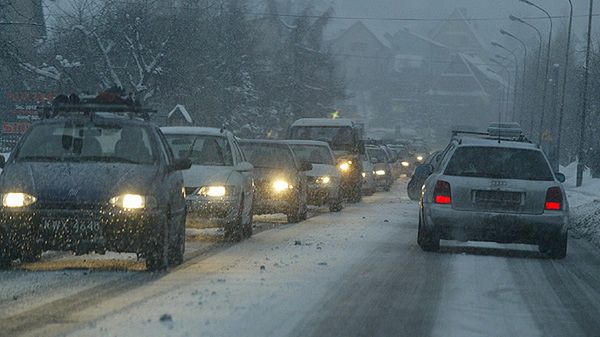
[0,92,419,271]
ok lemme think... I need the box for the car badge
[490,180,507,187]
[67,188,79,197]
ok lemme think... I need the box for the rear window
[239,143,295,169]
[444,146,554,181]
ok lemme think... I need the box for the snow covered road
[1,181,600,337]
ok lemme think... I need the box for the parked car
[239,139,311,223]
[418,126,569,259]
[366,146,394,192]
[0,93,191,271]
[161,127,254,241]
[361,152,376,196]
[285,140,344,212]
[407,151,441,201]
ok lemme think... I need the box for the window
[165,135,233,166]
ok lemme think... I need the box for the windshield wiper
[77,156,139,164]
[17,156,65,162]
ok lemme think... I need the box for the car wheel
[383,184,391,192]
[348,184,363,203]
[242,198,253,239]
[287,199,306,224]
[407,182,420,201]
[417,215,440,252]
[146,216,169,272]
[541,231,567,259]
[0,252,11,269]
[225,199,244,242]
[168,214,185,267]
[329,195,344,212]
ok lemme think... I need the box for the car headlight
[361,172,366,178]
[273,180,292,192]
[401,161,410,167]
[375,170,386,176]
[2,193,37,208]
[110,194,152,210]
[338,162,351,172]
[316,176,331,184]
[417,156,424,162]
[198,186,232,197]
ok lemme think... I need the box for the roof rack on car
[451,123,532,144]
[37,89,156,120]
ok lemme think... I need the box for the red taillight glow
[545,187,563,211]
[434,180,452,205]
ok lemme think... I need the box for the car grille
[474,190,523,210]
[35,201,106,211]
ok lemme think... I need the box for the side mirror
[555,172,566,183]
[299,161,313,172]
[0,156,5,169]
[370,157,378,164]
[171,158,192,171]
[235,161,253,172]
[415,164,434,177]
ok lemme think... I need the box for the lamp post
[509,15,543,136]
[518,0,553,144]
[576,0,595,187]
[500,29,528,123]
[556,0,573,170]
[492,42,519,121]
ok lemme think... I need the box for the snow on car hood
[0,162,161,204]
[181,165,233,188]
[306,164,338,178]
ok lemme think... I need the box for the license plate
[42,218,101,235]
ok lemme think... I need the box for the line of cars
[0,94,411,271]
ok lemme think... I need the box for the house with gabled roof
[429,8,488,55]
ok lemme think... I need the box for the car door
[155,128,186,219]
[230,135,253,211]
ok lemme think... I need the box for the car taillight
[434,180,452,204]
[545,187,563,211]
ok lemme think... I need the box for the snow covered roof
[167,104,193,124]
[283,140,332,148]
[429,8,487,53]
[460,53,507,87]
[291,118,355,127]
[459,136,538,150]
[160,126,227,137]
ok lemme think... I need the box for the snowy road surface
[1,181,600,337]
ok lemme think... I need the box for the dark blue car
[0,95,191,271]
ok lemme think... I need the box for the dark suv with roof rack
[417,124,569,259]
[0,92,191,271]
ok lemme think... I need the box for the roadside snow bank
[562,163,600,247]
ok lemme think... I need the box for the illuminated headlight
[338,162,351,172]
[417,156,424,162]
[401,161,410,167]
[110,194,153,210]
[361,172,366,178]
[316,176,331,184]
[2,193,36,208]
[273,180,292,192]
[375,170,386,176]
[198,186,231,197]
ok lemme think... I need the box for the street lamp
[500,29,528,123]
[576,0,595,187]
[492,42,519,122]
[518,0,553,144]
[509,14,543,135]
[556,0,573,171]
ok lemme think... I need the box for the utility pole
[576,0,594,187]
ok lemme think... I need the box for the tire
[417,215,440,252]
[363,188,374,197]
[348,184,363,203]
[329,194,344,212]
[287,188,308,223]
[242,200,253,239]
[383,183,391,192]
[168,214,185,267]
[0,253,11,269]
[540,231,567,259]
[20,234,42,263]
[146,217,169,272]
[225,200,244,242]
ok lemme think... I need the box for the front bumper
[307,183,334,206]
[0,207,165,257]
[185,196,240,227]
[423,204,568,244]
[253,193,295,215]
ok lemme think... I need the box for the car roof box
[487,123,522,138]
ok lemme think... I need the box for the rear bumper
[0,207,164,256]
[423,204,568,244]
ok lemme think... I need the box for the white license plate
[42,218,101,234]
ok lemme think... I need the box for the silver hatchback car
[418,127,569,259]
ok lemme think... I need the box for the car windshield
[239,143,295,169]
[367,148,388,163]
[290,126,354,151]
[289,144,335,165]
[165,134,233,166]
[444,146,554,181]
[15,121,156,164]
